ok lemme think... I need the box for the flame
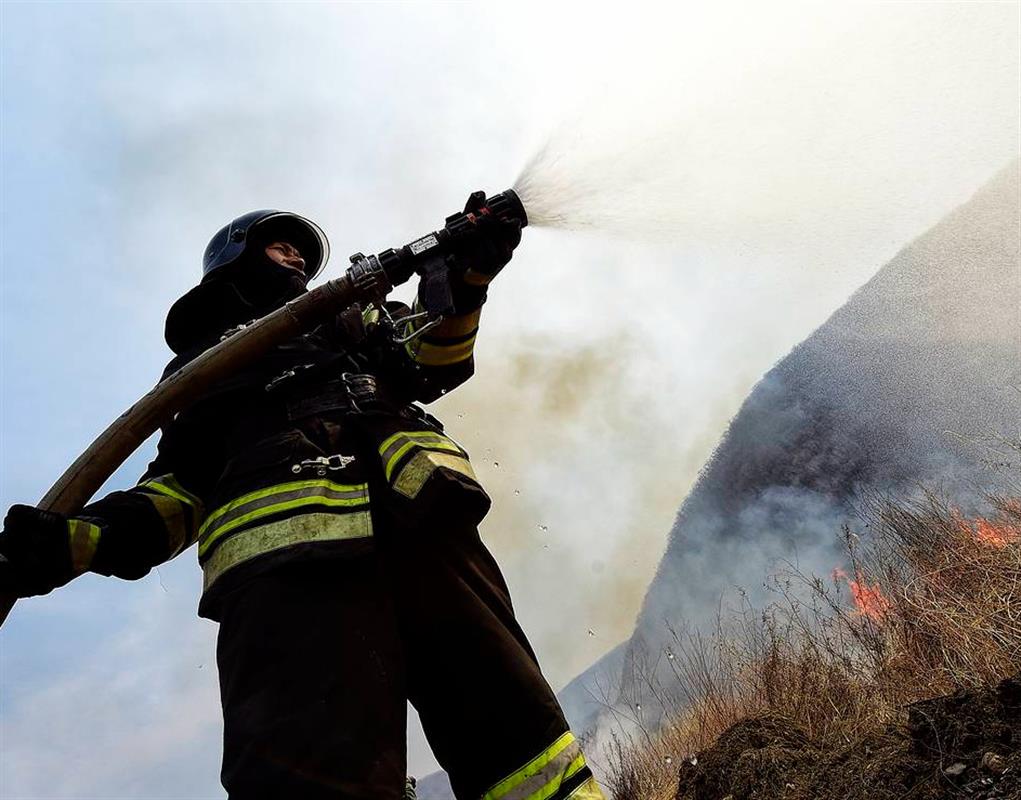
[953,510,1021,548]
[972,518,1019,547]
[833,567,891,622]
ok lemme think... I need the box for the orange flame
[970,518,1020,548]
[953,510,1021,548]
[833,567,891,622]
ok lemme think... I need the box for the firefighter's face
[264,241,306,275]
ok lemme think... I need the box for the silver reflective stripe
[199,479,369,556]
[392,450,478,499]
[201,511,373,591]
[499,740,583,800]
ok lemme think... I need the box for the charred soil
[674,673,1021,800]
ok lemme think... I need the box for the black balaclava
[223,240,309,318]
[164,236,312,356]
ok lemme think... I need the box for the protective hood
[165,260,309,355]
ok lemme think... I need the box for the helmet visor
[249,212,331,280]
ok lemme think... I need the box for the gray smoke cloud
[561,160,1021,771]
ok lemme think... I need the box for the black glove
[451,191,523,286]
[0,505,75,598]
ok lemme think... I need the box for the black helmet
[202,210,330,281]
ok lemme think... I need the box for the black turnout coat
[70,275,490,619]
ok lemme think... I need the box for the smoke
[427,330,756,687]
[563,160,1021,766]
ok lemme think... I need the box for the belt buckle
[340,372,378,413]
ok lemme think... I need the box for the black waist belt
[282,373,401,421]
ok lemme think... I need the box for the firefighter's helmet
[202,210,330,281]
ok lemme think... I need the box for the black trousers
[215,517,570,800]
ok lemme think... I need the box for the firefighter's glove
[0,505,75,598]
[447,191,522,311]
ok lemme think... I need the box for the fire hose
[0,189,528,629]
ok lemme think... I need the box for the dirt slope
[674,674,1021,800]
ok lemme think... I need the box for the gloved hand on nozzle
[0,505,77,598]
[446,191,522,312]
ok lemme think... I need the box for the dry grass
[604,492,1021,800]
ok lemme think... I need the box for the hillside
[561,159,1021,767]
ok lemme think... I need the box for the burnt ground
[673,673,1021,800]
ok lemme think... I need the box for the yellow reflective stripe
[141,493,193,556]
[199,479,368,538]
[381,430,461,481]
[564,777,604,800]
[199,485,370,557]
[551,755,589,798]
[140,474,203,510]
[201,495,369,556]
[378,429,451,458]
[201,511,373,592]
[519,752,586,800]
[429,308,482,338]
[406,334,477,366]
[67,519,101,573]
[483,732,578,800]
[393,451,478,499]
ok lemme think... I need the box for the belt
[284,373,391,420]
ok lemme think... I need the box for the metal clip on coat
[291,454,357,476]
[265,364,315,392]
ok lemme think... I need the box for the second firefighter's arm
[69,443,206,581]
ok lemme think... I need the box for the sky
[1,2,1018,797]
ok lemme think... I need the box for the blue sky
[1,2,1017,797]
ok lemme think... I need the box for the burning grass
[604,493,1021,800]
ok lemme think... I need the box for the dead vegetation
[604,490,1021,800]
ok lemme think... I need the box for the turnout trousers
[214,513,603,800]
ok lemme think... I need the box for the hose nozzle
[354,189,526,289]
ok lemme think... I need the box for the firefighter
[0,200,604,800]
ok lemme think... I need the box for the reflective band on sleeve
[140,474,203,511]
[428,307,482,338]
[137,474,206,557]
[68,518,102,573]
[392,450,479,500]
[405,334,478,366]
[483,732,589,800]
[199,480,370,557]
[141,493,192,557]
[402,298,480,366]
[201,510,373,592]
[378,431,464,482]
[564,776,604,800]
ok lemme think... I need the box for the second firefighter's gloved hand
[446,191,523,312]
[0,505,75,598]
